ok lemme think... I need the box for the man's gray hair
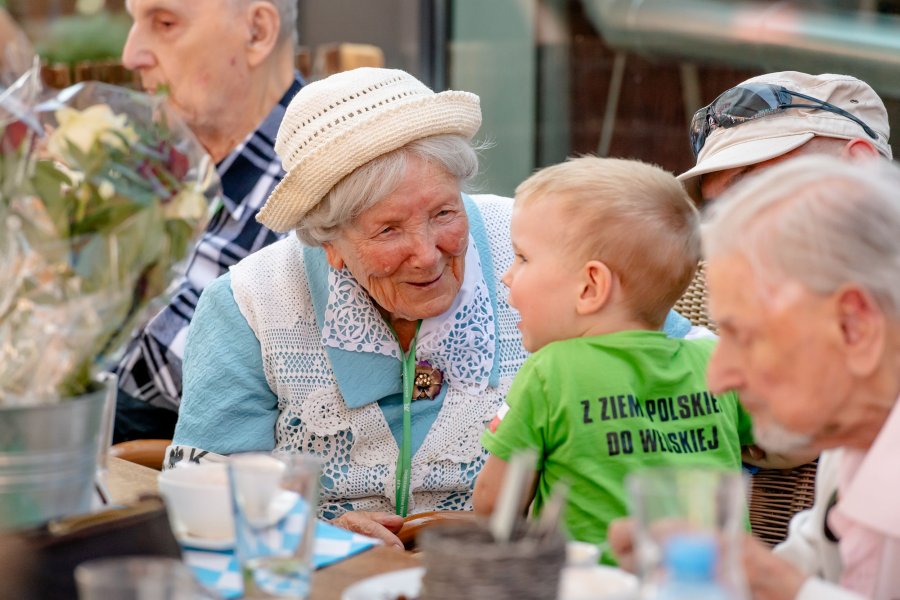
[233,0,297,46]
[702,155,900,318]
[267,0,298,45]
[295,134,479,246]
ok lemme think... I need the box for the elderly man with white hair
[701,154,900,600]
[114,0,304,441]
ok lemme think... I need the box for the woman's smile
[406,271,444,288]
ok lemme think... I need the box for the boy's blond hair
[515,156,700,328]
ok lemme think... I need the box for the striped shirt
[114,75,304,410]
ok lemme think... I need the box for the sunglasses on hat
[690,83,878,157]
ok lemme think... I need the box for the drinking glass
[75,556,211,599]
[626,467,749,600]
[229,453,321,599]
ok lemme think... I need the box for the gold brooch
[413,361,443,400]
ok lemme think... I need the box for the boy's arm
[742,445,820,470]
[475,354,549,517]
[473,455,537,516]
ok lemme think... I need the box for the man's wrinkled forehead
[709,251,811,319]
[126,0,205,17]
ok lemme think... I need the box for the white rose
[47,105,138,160]
[97,179,115,200]
[163,187,208,222]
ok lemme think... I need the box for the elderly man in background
[678,71,892,205]
[706,155,900,599]
[684,71,896,600]
[113,0,303,441]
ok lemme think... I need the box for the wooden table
[105,457,420,599]
[311,547,420,600]
[105,456,160,503]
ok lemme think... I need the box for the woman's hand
[332,511,405,549]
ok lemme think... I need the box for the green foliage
[36,12,130,66]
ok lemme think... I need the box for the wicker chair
[673,263,818,547]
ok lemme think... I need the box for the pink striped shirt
[829,397,900,599]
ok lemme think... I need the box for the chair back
[109,439,170,471]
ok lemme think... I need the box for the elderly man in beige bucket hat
[679,71,892,205]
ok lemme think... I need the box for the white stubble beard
[752,420,814,454]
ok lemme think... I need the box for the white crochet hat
[257,67,482,233]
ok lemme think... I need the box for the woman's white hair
[295,134,479,246]
[702,155,900,318]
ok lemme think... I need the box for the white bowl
[157,463,234,542]
[566,541,602,566]
[558,564,638,600]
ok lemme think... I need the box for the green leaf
[35,12,130,66]
[31,160,74,237]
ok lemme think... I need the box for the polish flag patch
[488,402,510,433]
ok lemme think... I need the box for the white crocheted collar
[320,236,497,398]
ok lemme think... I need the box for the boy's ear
[576,260,614,315]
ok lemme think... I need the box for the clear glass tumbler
[626,467,749,600]
[229,452,321,599]
[75,556,211,600]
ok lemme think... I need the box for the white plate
[558,565,638,600]
[341,567,424,600]
[340,564,638,600]
[177,533,235,551]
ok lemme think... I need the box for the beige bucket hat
[678,72,892,200]
[257,67,482,233]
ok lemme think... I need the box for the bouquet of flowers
[0,41,219,405]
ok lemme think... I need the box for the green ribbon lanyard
[394,320,422,517]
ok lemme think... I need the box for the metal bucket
[0,385,109,530]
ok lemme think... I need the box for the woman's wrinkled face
[323,158,469,322]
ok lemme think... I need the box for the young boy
[473,156,753,561]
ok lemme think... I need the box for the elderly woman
[168,68,693,546]
[167,68,525,546]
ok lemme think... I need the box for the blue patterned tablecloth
[183,519,379,598]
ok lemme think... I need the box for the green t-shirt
[481,330,753,562]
